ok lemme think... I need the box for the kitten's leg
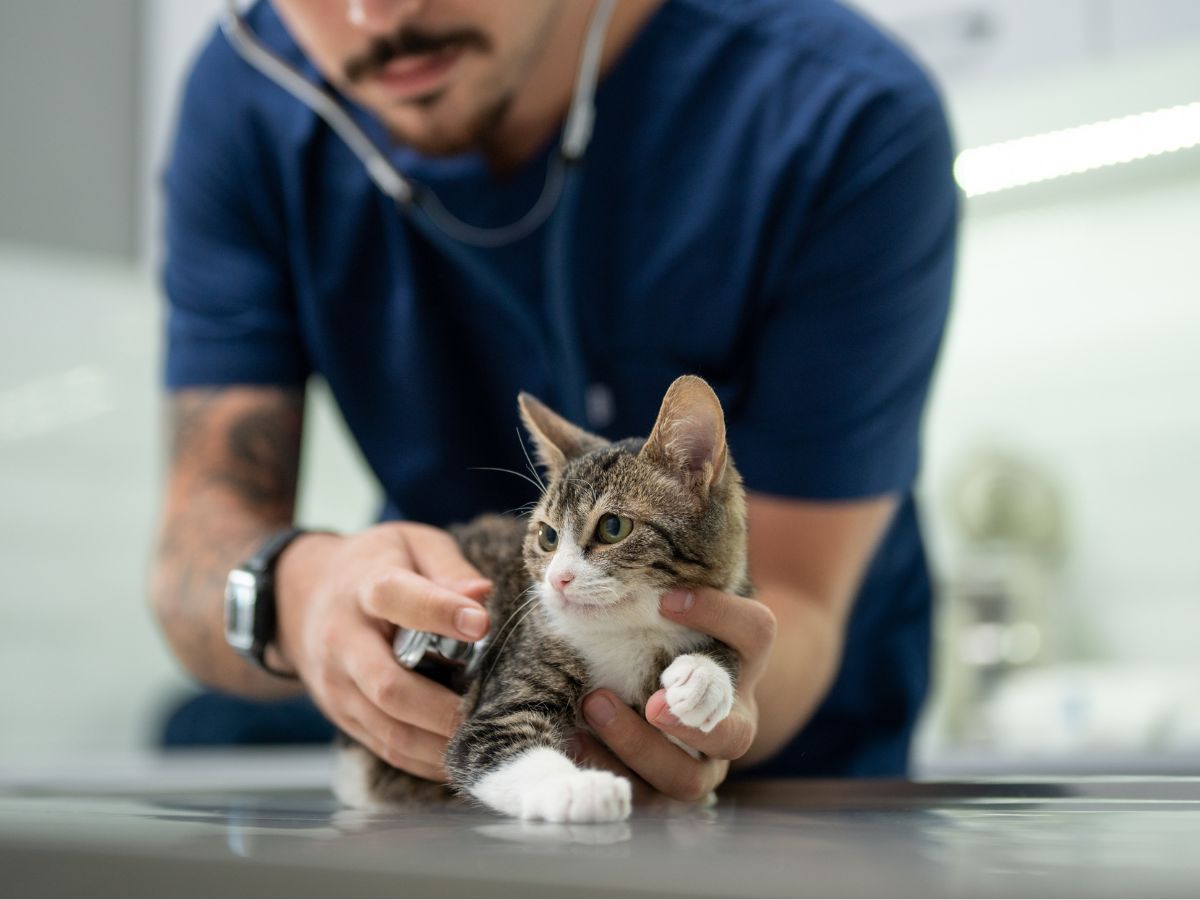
[332,739,384,809]
[660,642,739,733]
[447,701,631,823]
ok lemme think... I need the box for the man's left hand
[574,586,777,802]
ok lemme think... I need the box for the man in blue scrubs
[151,0,956,793]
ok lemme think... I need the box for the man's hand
[570,493,896,795]
[274,522,493,783]
[576,587,776,802]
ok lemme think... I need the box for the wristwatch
[224,526,309,679]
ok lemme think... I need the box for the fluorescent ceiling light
[954,101,1200,197]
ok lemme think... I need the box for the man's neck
[483,0,664,173]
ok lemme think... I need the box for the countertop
[2,750,1199,897]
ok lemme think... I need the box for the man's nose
[346,0,427,31]
[551,570,575,594]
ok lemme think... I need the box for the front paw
[660,653,735,732]
[469,747,632,823]
[521,769,632,823]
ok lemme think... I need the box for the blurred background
[0,0,1197,776]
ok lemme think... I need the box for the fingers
[567,732,662,808]
[343,628,464,738]
[659,587,777,678]
[403,524,493,597]
[582,690,728,803]
[644,690,756,761]
[359,568,490,641]
[332,629,457,782]
[340,687,448,783]
[567,731,635,778]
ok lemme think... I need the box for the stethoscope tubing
[217,0,617,425]
[401,176,589,425]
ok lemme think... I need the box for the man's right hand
[274,523,493,783]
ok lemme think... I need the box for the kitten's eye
[596,513,633,545]
[537,523,559,552]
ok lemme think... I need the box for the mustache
[343,24,490,83]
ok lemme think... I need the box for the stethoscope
[219,0,619,427]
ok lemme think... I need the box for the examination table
[2,750,1198,897]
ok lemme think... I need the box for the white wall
[0,1,140,257]
[140,0,225,268]
[847,0,1200,87]
[922,37,1200,665]
[922,172,1200,663]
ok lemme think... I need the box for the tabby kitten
[334,375,751,822]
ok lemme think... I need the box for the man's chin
[385,121,484,158]
[378,90,514,159]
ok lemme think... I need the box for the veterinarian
[151,0,957,797]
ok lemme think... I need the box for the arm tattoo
[152,387,305,692]
[169,387,303,517]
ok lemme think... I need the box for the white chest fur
[558,611,705,705]
[535,545,714,705]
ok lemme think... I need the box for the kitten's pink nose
[551,571,575,594]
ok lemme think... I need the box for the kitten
[334,375,751,822]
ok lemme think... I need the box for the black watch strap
[243,526,309,680]
[246,526,308,576]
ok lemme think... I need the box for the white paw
[660,653,735,732]
[471,747,631,823]
[331,743,381,810]
[519,769,632,823]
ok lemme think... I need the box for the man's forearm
[149,387,307,699]
[151,502,304,698]
[735,585,842,768]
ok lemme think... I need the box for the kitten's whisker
[468,466,544,494]
[570,580,627,610]
[515,427,546,491]
[484,586,540,648]
[480,588,544,684]
[500,500,541,518]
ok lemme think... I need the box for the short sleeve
[160,28,310,389]
[728,77,958,500]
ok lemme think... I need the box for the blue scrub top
[163,0,958,776]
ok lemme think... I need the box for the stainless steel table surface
[2,750,1199,897]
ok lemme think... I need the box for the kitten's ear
[518,392,606,479]
[640,375,728,496]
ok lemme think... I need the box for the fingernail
[656,707,680,727]
[583,692,617,728]
[660,589,694,614]
[454,606,488,640]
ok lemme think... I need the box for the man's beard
[341,21,517,157]
[382,86,516,158]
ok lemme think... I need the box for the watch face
[224,569,258,652]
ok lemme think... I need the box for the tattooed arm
[149,386,306,697]
[149,385,500,778]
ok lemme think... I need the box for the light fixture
[954,101,1200,197]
